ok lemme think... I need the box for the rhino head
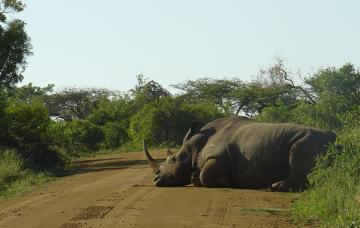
[144,121,206,187]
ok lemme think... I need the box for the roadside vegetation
[293,127,360,227]
[0,150,53,197]
[1,1,359,226]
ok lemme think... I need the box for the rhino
[144,116,336,191]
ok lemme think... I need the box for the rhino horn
[143,141,159,173]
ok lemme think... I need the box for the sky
[18,0,360,93]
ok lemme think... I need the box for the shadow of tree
[58,156,166,177]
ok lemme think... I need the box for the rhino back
[197,118,335,188]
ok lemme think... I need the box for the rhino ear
[184,121,205,141]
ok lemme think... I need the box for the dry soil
[0,150,305,228]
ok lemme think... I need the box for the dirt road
[0,150,300,228]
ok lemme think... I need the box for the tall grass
[293,127,360,227]
[0,150,52,197]
[0,150,23,188]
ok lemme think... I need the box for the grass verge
[292,127,360,227]
[0,150,54,198]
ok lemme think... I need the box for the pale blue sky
[19,0,360,92]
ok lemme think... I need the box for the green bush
[293,127,360,227]
[129,97,223,147]
[102,122,127,149]
[129,103,165,146]
[255,102,293,123]
[3,100,64,169]
[64,119,105,153]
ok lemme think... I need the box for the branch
[235,103,245,116]
[278,68,317,105]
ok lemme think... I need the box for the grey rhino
[144,116,336,191]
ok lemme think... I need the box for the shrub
[103,122,127,149]
[0,149,53,197]
[3,99,64,169]
[64,119,105,153]
[129,97,223,147]
[293,127,360,227]
[255,102,293,123]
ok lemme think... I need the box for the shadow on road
[56,152,166,178]
[70,158,149,174]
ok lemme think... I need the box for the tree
[128,96,222,146]
[130,74,171,110]
[174,78,244,114]
[44,87,115,121]
[0,0,32,91]
[257,58,315,104]
[175,59,312,117]
[293,63,360,129]
[64,119,105,152]
[8,83,54,102]
[305,63,360,107]
[87,97,134,149]
[2,99,63,168]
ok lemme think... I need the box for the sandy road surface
[0,150,301,228]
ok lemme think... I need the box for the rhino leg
[191,170,202,187]
[271,179,291,192]
[272,134,319,191]
[200,158,230,188]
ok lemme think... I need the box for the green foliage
[8,83,54,102]
[255,63,360,131]
[129,96,222,147]
[130,74,171,110]
[1,171,51,197]
[255,101,293,123]
[174,78,244,114]
[306,63,360,106]
[44,87,115,121]
[0,0,32,91]
[340,105,360,129]
[102,122,127,149]
[86,97,133,149]
[0,149,22,187]
[0,149,52,197]
[175,59,303,117]
[64,119,105,153]
[0,1,25,19]
[0,0,62,171]
[3,99,64,169]
[293,127,360,227]
[129,103,164,146]
[295,63,360,129]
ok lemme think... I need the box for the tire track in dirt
[63,184,158,227]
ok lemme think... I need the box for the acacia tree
[0,0,32,91]
[130,74,171,111]
[175,59,314,117]
[173,78,244,114]
[44,87,115,121]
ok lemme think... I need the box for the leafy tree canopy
[305,63,360,107]
[130,74,171,109]
[175,59,310,117]
[0,0,31,91]
[8,83,54,101]
[44,87,118,121]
